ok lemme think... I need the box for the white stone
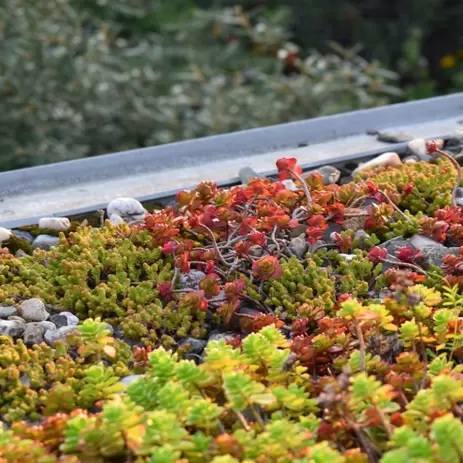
[109,214,125,225]
[281,179,298,191]
[32,235,60,250]
[0,227,12,243]
[20,298,49,322]
[39,217,71,231]
[407,138,427,158]
[352,152,401,176]
[107,197,147,221]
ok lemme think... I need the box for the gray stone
[20,298,49,321]
[377,130,414,143]
[44,325,78,345]
[379,239,416,256]
[32,235,60,251]
[249,245,263,258]
[303,166,341,185]
[409,234,442,249]
[180,270,206,291]
[23,323,46,345]
[445,134,463,155]
[0,306,17,319]
[341,214,368,232]
[178,337,207,355]
[37,321,56,331]
[11,230,34,243]
[19,374,31,387]
[109,214,125,225]
[107,197,147,222]
[38,217,71,231]
[354,230,371,250]
[0,320,25,338]
[15,249,29,258]
[8,316,25,323]
[290,223,307,238]
[289,234,308,259]
[403,156,419,164]
[50,312,79,328]
[420,246,460,269]
[104,323,114,335]
[239,167,265,185]
[119,375,145,387]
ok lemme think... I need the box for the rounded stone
[32,235,60,251]
[23,323,46,345]
[0,320,25,338]
[0,306,17,319]
[50,312,79,328]
[37,321,56,331]
[303,165,341,185]
[119,375,145,387]
[180,270,206,290]
[107,197,147,221]
[20,298,49,322]
[8,316,26,323]
[38,217,71,231]
[178,337,207,355]
[12,230,34,243]
[44,325,78,346]
[109,214,125,225]
[0,228,12,243]
[352,152,401,176]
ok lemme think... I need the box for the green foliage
[0,0,401,172]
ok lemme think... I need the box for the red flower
[402,182,414,195]
[306,226,324,244]
[157,281,173,301]
[368,247,388,263]
[175,252,191,273]
[308,215,328,230]
[396,246,423,263]
[239,216,258,235]
[366,180,379,196]
[249,232,267,247]
[252,256,283,280]
[426,140,438,154]
[205,260,215,274]
[162,241,177,255]
[276,157,303,180]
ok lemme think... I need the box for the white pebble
[107,197,147,221]
[0,227,12,243]
[109,214,125,225]
[281,180,298,192]
[39,217,71,231]
[407,138,427,158]
[352,152,401,176]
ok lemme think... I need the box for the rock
[445,134,463,155]
[379,239,416,256]
[11,230,34,243]
[180,270,206,291]
[303,166,341,185]
[403,156,418,164]
[208,331,240,343]
[50,312,79,328]
[339,253,356,262]
[239,167,265,185]
[354,230,371,250]
[341,214,368,232]
[8,316,25,323]
[20,298,49,322]
[32,235,60,251]
[37,321,56,331]
[23,323,46,345]
[0,306,17,319]
[44,325,78,346]
[109,214,125,225]
[104,323,114,335]
[15,249,29,258]
[249,245,263,258]
[290,223,307,238]
[352,152,401,176]
[420,246,460,269]
[376,130,414,143]
[0,320,25,338]
[0,227,12,243]
[409,234,442,249]
[281,179,298,192]
[407,138,443,161]
[178,337,207,355]
[107,197,147,222]
[289,234,308,259]
[38,217,71,231]
[119,375,145,387]
[19,374,31,387]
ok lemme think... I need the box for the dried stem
[289,168,313,207]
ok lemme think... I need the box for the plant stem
[355,319,366,371]
[289,168,313,207]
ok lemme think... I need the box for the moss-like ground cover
[1,141,463,462]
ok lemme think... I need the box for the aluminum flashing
[1,93,462,228]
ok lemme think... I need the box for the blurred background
[1,0,463,172]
